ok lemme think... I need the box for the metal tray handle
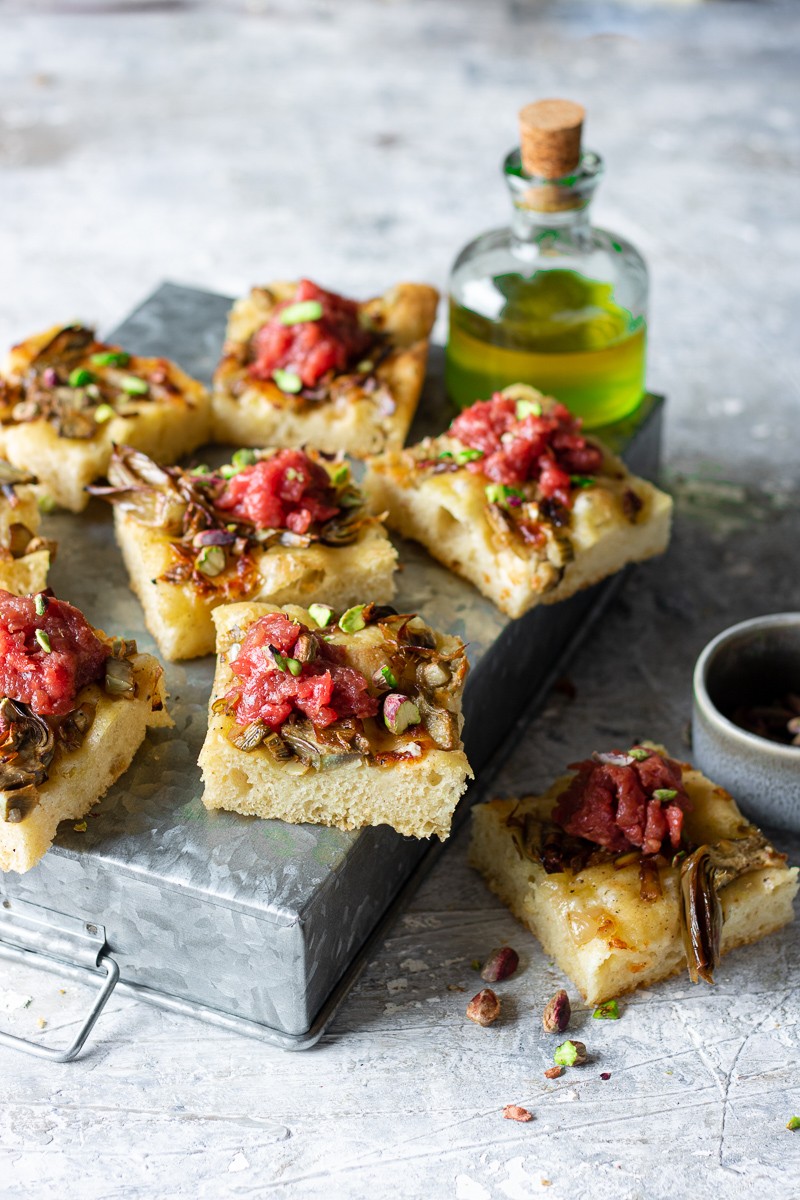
[0,949,120,1062]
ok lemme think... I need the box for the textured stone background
[1,2,799,1198]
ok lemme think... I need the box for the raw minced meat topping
[225,612,378,730]
[249,280,373,388]
[552,746,690,855]
[449,393,603,507]
[0,591,107,716]
[216,449,340,534]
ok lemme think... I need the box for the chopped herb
[68,367,94,389]
[787,1116,800,1131]
[93,403,115,424]
[570,475,596,489]
[380,666,398,688]
[516,397,543,419]
[90,350,130,368]
[308,603,333,628]
[652,789,678,802]
[339,604,367,634]
[34,593,47,617]
[278,300,323,326]
[35,629,51,653]
[286,658,303,677]
[629,748,650,761]
[120,375,149,396]
[456,448,484,463]
[592,999,620,1020]
[356,359,374,374]
[330,462,349,486]
[272,368,303,394]
[231,448,257,469]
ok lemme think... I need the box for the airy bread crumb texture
[0,654,171,874]
[212,282,438,457]
[199,600,472,840]
[469,762,799,1004]
[115,513,398,661]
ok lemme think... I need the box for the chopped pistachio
[652,788,678,802]
[90,350,130,367]
[68,367,94,388]
[516,397,542,419]
[189,464,211,476]
[554,1040,587,1067]
[570,475,596,489]
[356,359,374,374]
[339,604,366,634]
[272,368,303,393]
[456,448,484,463]
[380,665,398,688]
[271,648,289,672]
[592,999,620,1020]
[787,1116,800,1131]
[383,694,421,735]
[330,462,349,486]
[195,546,226,577]
[485,483,525,508]
[286,658,303,677]
[93,403,115,423]
[120,375,149,396]
[35,629,51,653]
[37,495,57,514]
[73,821,88,833]
[629,748,650,761]
[34,593,47,617]
[219,464,238,479]
[438,450,454,460]
[231,447,257,469]
[278,299,323,325]
[308,603,333,628]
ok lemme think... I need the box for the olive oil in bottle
[446,100,648,428]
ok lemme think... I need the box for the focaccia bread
[364,385,672,618]
[469,744,798,1004]
[0,324,211,511]
[90,445,397,661]
[0,461,54,597]
[199,600,472,839]
[0,591,171,874]
[212,278,438,457]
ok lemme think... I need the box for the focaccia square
[92,445,397,661]
[0,593,171,874]
[0,324,211,511]
[199,600,473,840]
[364,385,673,619]
[212,279,438,457]
[0,462,53,597]
[469,745,798,1004]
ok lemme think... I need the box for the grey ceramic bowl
[692,613,800,833]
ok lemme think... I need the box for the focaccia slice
[364,384,672,619]
[469,746,798,1004]
[0,462,53,596]
[212,280,438,457]
[199,600,472,839]
[0,593,171,874]
[0,324,211,511]
[91,445,397,661]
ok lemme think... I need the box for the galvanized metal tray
[0,283,665,1057]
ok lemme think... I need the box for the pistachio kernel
[554,1040,588,1067]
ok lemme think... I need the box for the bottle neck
[504,148,602,257]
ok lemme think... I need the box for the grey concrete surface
[0,3,798,1199]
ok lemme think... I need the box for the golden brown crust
[211,282,438,457]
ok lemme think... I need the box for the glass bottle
[446,100,648,428]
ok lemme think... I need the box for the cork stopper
[519,99,585,179]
